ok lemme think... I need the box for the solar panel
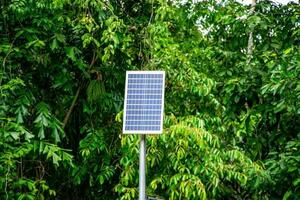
[123,71,165,134]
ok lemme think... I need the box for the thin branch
[1,39,15,87]
[62,86,81,129]
[5,165,10,200]
[62,49,98,129]
[148,0,154,26]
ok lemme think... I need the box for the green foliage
[0,78,72,199]
[265,137,300,199]
[87,80,105,103]
[0,0,299,199]
[117,116,270,199]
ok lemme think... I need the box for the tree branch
[62,49,97,129]
[62,86,81,129]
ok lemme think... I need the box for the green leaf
[52,127,60,143]
[283,190,292,200]
[55,33,65,43]
[65,47,76,61]
[38,128,45,139]
[10,131,20,140]
[50,39,59,50]
[52,153,61,166]
[24,130,34,141]
[293,178,300,186]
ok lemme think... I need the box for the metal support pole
[139,134,146,200]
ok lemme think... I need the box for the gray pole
[139,134,146,200]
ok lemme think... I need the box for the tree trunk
[247,0,256,56]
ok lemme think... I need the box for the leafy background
[0,0,299,199]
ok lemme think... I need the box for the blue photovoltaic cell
[127,90,162,94]
[125,126,161,131]
[128,79,163,84]
[126,121,161,125]
[128,74,163,78]
[127,95,162,99]
[126,105,161,110]
[126,115,161,121]
[126,110,161,115]
[126,99,162,104]
[123,72,165,133]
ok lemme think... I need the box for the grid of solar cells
[123,72,164,133]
